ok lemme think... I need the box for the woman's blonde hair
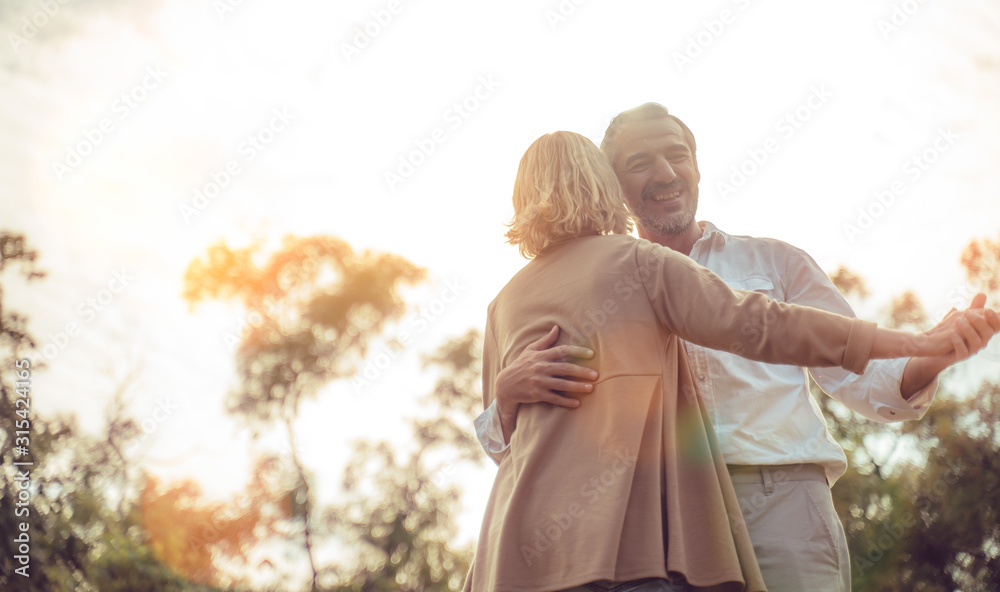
[505,131,633,259]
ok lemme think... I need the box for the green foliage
[825,236,1000,591]
[961,233,1000,293]
[2,230,457,591]
[183,235,426,426]
[183,235,481,591]
[0,232,275,591]
[324,331,483,592]
[884,290,928,331]
[827,384,1000,592]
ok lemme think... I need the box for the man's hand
[496,325,597,443]
[901,293,1000,398]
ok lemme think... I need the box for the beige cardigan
[465,234,876,592]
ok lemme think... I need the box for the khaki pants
[728,464,850,592]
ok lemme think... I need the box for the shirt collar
[697,220,730,245]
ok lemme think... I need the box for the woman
[464,131,982,592]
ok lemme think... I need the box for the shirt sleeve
[474,400,510,465]
[635,239,877,373]
[476,310,510,465]
[781,246,937,422]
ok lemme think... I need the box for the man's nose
[650,158,677,183]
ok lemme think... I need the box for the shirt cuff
[474,400,510,465]
[878,358,938,420]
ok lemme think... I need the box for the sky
[2,0,1000,578]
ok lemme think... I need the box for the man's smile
[644,184,685,204]
[648,189,682,203]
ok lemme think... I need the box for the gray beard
[631,197,697,237]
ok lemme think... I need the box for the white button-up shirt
[475,221,937,485]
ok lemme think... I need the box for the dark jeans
[558,577,692,592]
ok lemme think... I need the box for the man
[476,103,998,591]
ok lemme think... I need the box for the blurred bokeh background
[1,0,999,590]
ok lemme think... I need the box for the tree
[961,233,1000,293]
[140,457,293,588]
[0,232,222,591]
[1,231,289,591]
[822,233,1000,591]
[324,329,484,592]
[183,235,427,591]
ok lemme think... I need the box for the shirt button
[698,374,706,382]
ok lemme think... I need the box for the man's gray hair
[600,102,697,166]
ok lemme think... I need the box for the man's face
[610,117,700,237]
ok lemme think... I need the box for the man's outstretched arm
[777,246,997,420]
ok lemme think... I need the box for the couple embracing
[464,103,999,592]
